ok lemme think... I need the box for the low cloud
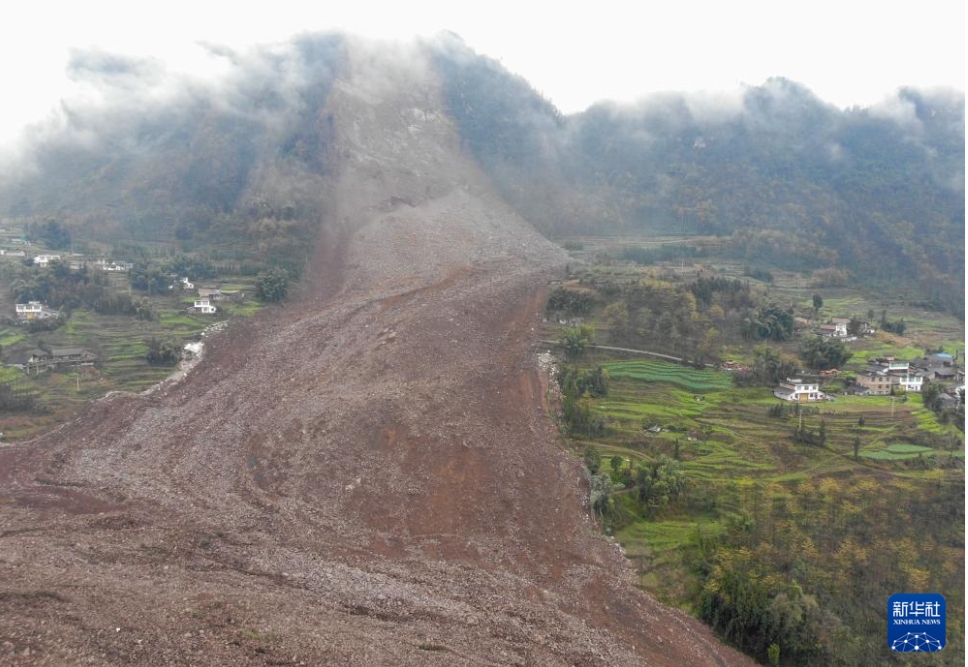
[1,33,347,178]
[868,93,923,133]
[683,89,745,125]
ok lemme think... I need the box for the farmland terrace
[0,41,755,666]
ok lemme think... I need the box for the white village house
[15,301,59,320]
[818,318,849,338]
[170,277,195,291]
[32,254,62,267]
[95,259,132,272]
[894,370,924,393]
[197,286,244,302]
[773,378,827,402]
[192,298,217,314]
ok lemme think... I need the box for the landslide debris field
[0,42,755,667]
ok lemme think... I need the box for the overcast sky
[1,0,963,146]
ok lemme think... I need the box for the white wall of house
[897,375,924,392]
[774,378,825,402]
[192,299,217,314]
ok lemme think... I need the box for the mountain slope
[4,35,962,312]
[2,34,345,266]
[431,39,964,314]
[0,38,755,666]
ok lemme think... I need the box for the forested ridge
[431,37,965,316]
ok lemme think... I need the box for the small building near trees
[15,301,59,320]
[774,378,826,402]
[192,298,217,314]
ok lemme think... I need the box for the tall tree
[558,325,595,358]
[812,293,823,318]
[255,267,290,302]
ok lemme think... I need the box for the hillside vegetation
[431,38,964,317]
[544,250,964,666]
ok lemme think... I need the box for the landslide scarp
[0,37,755,667]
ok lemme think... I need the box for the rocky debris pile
[0,38,755,667]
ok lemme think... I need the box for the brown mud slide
[0,39,755,667]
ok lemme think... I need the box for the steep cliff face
[0,40,755,667]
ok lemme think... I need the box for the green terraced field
[601,360,732,392]
[554,247,965,661]
[565,353,963,608]
[860,443,945,460]
[618,518,725,557]
[0,331,25,347]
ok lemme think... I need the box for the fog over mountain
[2,32,961,314]
[431,35,964,313]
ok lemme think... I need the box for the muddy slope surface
[0,40,755,667]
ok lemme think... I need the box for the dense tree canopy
[799,336,853,370]
[255,267,290,303]
[30,219,72,250]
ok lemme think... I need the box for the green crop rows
[601,360,732,392]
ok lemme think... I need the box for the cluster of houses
[0,248,135,272]
[851,353,962,396]
[169,277,217,313]
[165,278,246,314]
[773,352,963,403]
[12,273,244,319]
[1,234,244,379]
[15,295,228,319]
[3,239,241,319]
[769,312,963,403]
[853,358,924,395]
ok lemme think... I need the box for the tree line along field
[546,244,964,666]
[0,251,269,442]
